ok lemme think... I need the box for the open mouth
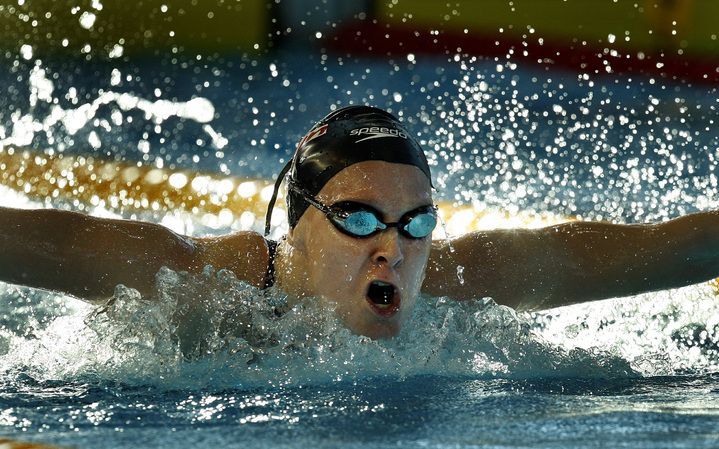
[366,280,400,316]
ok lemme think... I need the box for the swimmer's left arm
[423,210,719,309]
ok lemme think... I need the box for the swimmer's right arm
[0,207,268,303]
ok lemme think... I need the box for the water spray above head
[264,105,433,235]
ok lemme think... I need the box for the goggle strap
[289,181,331,216]
[264,159,293,236]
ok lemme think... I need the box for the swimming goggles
[290,184,437,239]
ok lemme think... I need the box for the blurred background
[0,0,717,233]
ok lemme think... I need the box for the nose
[372,228,404,268]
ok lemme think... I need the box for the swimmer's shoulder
[189,231,270,287]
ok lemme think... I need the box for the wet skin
[276,161,433,339]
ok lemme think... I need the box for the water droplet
[19,44,33,60]
[456,265,465,285]
[108,44,124,59]
[79,11,97,30]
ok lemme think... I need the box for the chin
[332,289,413,339]
[350,318,402,340]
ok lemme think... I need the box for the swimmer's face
[288,161,433,339]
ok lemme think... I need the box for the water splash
[427,54,719,224]
[5,265,717,392]
[533,284,719,376]
[0,63,225,151]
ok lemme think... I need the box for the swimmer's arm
[0,207,268,303]
[423,210,719,309]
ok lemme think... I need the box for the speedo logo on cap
[350,127,408,143]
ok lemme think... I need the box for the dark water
[3,375,719,449]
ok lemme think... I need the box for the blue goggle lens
[342,210,383,236]
[332,206,436,239]
[403,212,437,238]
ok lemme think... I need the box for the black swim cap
[264,105,432,235]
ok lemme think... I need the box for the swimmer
[1,105,718,339]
